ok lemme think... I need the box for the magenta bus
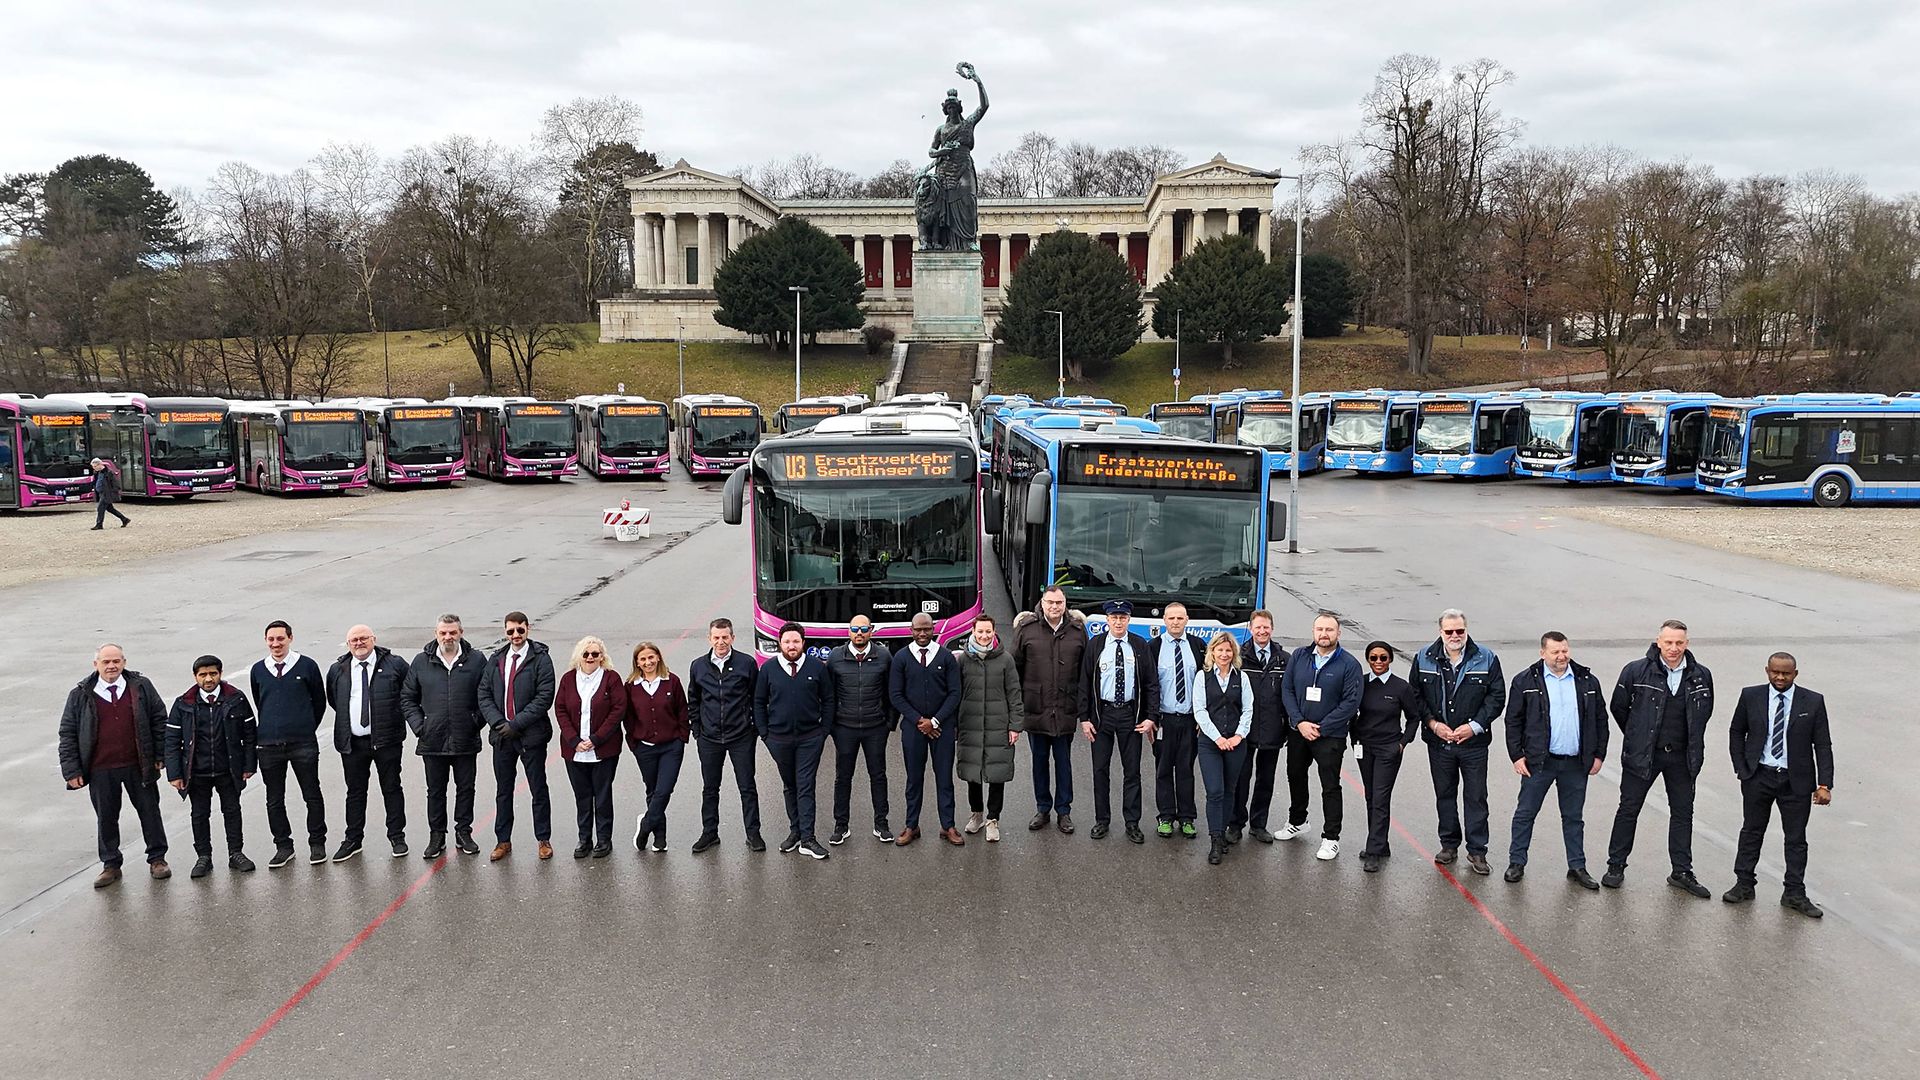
[570,395,670,478]
[325,399,466,487]
[721,411,983,658]
[228,401,370,494]
[0,396,96,510]
[446,397,579,480]
[49,392,236,498]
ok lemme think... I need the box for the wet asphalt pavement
[2,471,1915,1079]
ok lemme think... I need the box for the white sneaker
[1276,822,1309,841]
[1316,838,1340,861]
[985,819,1001,843]
[964,812,986,834]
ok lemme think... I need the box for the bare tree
[1489,146,1586,347]
[1566,149,1667,384]
[986,132,1064,198]
[538,96,643,317]
[312,142,392,334]
[861,159,918,198]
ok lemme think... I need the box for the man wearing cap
[1078,601,1159,844]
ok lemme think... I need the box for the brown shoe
[1434,847,1458,865]
[1467,853,1491,876]
[537,841,553,860]
[94,866,122,888]
[895,827,919,846]
[149,860,171,880]
[490,842,511,862]
[941,827,965,846]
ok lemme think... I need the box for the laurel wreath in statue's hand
[955,61,977,81]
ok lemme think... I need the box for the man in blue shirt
[1148,602,1207,839]
[1501,632,1608,888]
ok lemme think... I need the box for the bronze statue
[915,61,988,252]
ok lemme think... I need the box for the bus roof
[569,394,665,408]
[0,396,91,417]
[797,412,973,438]
[1712,394,1920,415]
[226,399,314,412]
[46,392,150,409]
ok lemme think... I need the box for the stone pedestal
[909,250,988,341]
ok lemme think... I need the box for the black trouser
[1607,746,1696,873]
[188,774,244,857]
[1429,741,1491,855]
[831,723,891,830]
[1197,740,1248,836]
[1356,741,1406,857]
[1090,703,1144,826]
[494,741,552,844]
[696,736,761,836]
[899,720,957,831]
[565,756,619,847]
[967,781,1004,818]
[1154,712,1198,823]
[767,730,828,840]
[340,737,406,846]
[422,753,478,836]
[90,765,167,867]
[1734,767,1813,896]
[1029,731,1074,816]
[257,741,326,848]
[94,501,129,527]
[1287,729,1346,839]
[1230,743,1283,831]
[632,740,685,842]
[1509,754,1591,869]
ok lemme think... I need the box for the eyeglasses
[1442,629,1467,636]
[582,651,602,659]
[848,625,873,634]
[1367,654,1393,662]
[505,627,528,636]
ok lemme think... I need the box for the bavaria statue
[914,61,989,253]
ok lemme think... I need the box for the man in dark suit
[1725,652,1834,918]
[1147,602,1209,839]
[1501,632,1609,889]
[1078,600,1159,844]
[325,626,411,861]
[686,618,763,854]
[478,611,557,861]
[889,612,964,846]
[755,623,836,860]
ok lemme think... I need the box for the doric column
[1256,209,1273,259]
[881,233,895,299]
[635,214,655,288]
[695,214,712,287]
[852,234,867,283]
[996,234,1010,290]
[663,213,681,286]
[1147,213,1174,285]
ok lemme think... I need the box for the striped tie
[1769,693,1787,762]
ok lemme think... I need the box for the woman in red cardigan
[624,641,688,853]
[556,636,627,858]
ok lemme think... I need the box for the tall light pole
[1044,309,1064,398]
[675,316,686,400]
[789,285,809,401]
[1173,308,1182,401]
[380,301,391,397]
[1250,168,1306,554]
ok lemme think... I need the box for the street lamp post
[1250,168,1306,554]
[380,303,391,397]
[789,286,809,401]
[675,316,686,400]
[1043,309,1064,398]
[1173,309,1182,401]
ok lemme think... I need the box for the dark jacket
[326,646,411,753]
[1610,645,1715,777]
[1352,672,1425,748]
[249,654,327,746]
[686,650,759,746]
[1010,607,1086,738]
[824,642,894,729]
[1239,639,1289,747]
[1729,684,1834,796]
[1280,646,1365,740]
[954,643,1024,785]
[556,668,628,762]
[1078,630,1159,731]
[889,641,963,732]
[1504,660,1610,773]
[623,674,689,746]
[1147,633,1210,717]
[165,682,257,787]
[1410,637,1506,748]
[479,640,557,747]
[400,640,490,756]
[754,654,835,739]
[93,464,121,505]
[59,670,168,782]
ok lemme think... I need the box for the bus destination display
[392,407,456,421]
[158,411,224,424]
[35,413,87,427]
[1335,399,1383,412]
[1242,400,1295,415]
[1422,401,1472,414]
[511,404,568,417]
[1154,404,1210,416]
[773,449,959,482]
[605,405,665,417]
[290,410,358,423]
[698,406,759,417]
[785,404,843,416]
[1064,447,1259,490]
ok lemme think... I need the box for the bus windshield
[1702,415,1746,467]
[1617,411,1666,458]
[1417,412,1472,454]
[694,415,761,453]
[753,479,977,623]
[1154,415,1214,441]
[389,416,462,461]
[1238,416,1294,452]
[285,420,362,466]
[600,413,668,452]
[24,420,90,476]
[152,419,227,469]
[1523,402,1578,453]
[1052,487,1260,622]
[1328,407,1385,450]
[506,414,573,451]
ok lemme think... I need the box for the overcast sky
[6,0,1917,196]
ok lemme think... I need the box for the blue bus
[1146,398,1239,442]
[989,416,1281,642]
[1611,392,1719,489]
[1044,396,1128,416]
[1512,392,1622,482]
[1697,394,1920,507]
[1411,393,1525,477]
[976,394,1034,469]
[1232,393,1330,475]
[1324,390,1421,474]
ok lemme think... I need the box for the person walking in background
[624,642,688,853]
[824,615,896,845]
[60,643,170,888]
[89,458,129,529]
[250,621,328,869]
[1410,608,1506,876]
[954,615,1023,844]
[1604,619,1715,897]
[1502,632,1608,890]
[1725,653,1834,918]
[400,614,490,860]
[479,611,557,862]
[1351,642,1425,873]
[755,624,835,861]
[686,618,763,854]
[1011,587,1084,835]
[165,655,257,878]
[891,613,964,847]
[326,626,411,861]
[1078,600,1157,844]
[556,636,626,859]
[1279,611,1364,863]
[1229,610,1287,845]
[1193,632,1251,866]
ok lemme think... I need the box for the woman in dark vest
[1193,632,1253,865]
[1352,640,1427,873]
[623,641,688,853]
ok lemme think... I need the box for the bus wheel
[1812,474,1852,508]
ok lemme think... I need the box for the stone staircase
[896,342,981,400]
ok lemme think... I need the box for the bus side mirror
[721,466,747,525]
[983,489,1002,534]
[1025,470,1052,524]
[1268,499,1287,542]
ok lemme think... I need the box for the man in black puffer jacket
[400,615,489,860]
[824,615,895,845]
[327,626,412,862]
[1603,619,1715,897]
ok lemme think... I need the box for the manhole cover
[226,550,320,562]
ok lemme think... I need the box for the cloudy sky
[6,0,1917,195]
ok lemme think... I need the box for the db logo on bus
[921,601,940,614]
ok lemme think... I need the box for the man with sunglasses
[479,612,557,861]
[825,615,895,845]
[1409,608,1505,876]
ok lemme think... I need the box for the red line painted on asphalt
[1339,767,1663,1080]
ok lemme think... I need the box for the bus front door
[0,429,17,508]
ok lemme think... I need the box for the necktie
[205,693,216,705]
[274,661,285,678]
[919,647,929,667]
[1172,639,1187,710]
[505,653,518,723]
[1112,638,1127,703]
[359,661,373,727]
[1770,693,1787,762]
[109,684,120,703]
[788,660,799,678]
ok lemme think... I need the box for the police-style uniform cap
[1103,599,1132,616]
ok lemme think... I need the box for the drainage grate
[226,550,320,562]
[1331,546,1382,554]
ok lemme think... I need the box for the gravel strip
[1563,504,1920,590]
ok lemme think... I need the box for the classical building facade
[599,155,1282,343]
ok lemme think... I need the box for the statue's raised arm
[957,61,988,126]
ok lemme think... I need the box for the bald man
[59,644,171,887]
[326,626,413,860]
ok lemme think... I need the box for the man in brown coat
[1011,587,1085,834]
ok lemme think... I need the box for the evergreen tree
[1149,234,1288,366]
[713,216,864,349]
[996,230,1142,379]
[1300,253,1358,337]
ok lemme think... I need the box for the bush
[862,324,897,356]
[713,216,864,349]
[996,231,1142,380]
